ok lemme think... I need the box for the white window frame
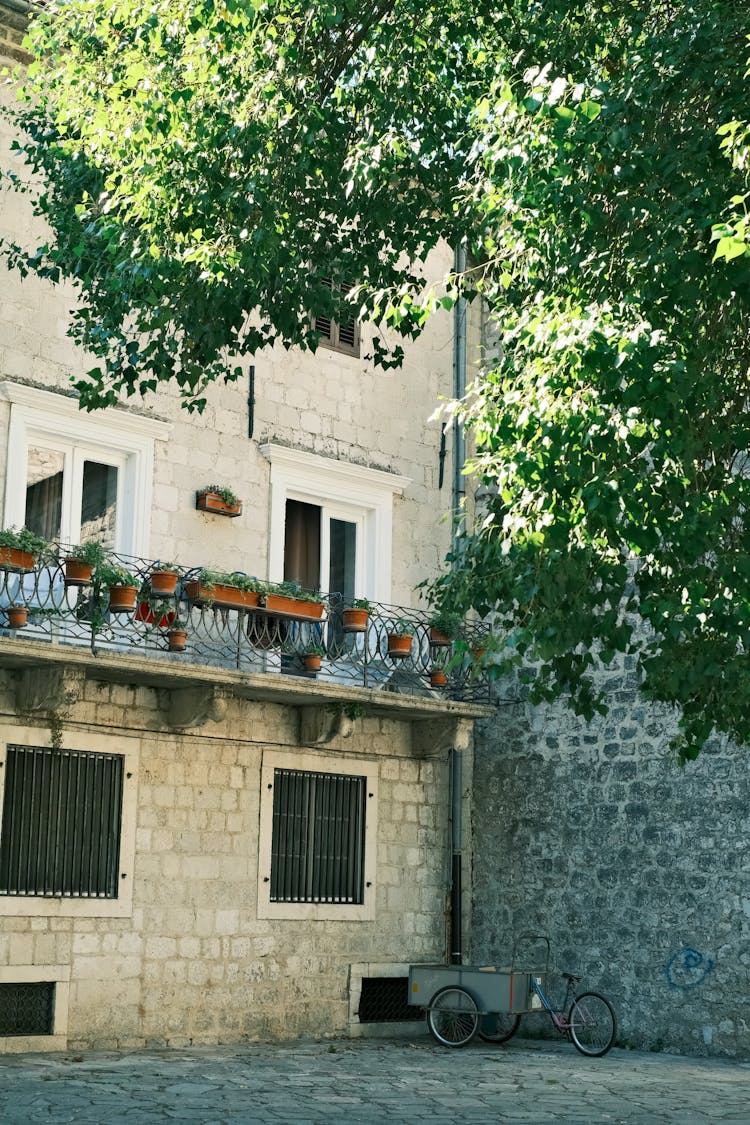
[259,443,411,603]
[0,725,139,919]
[257,749,378,922]
[0,382,171,556]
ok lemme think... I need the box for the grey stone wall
[470,666,750,1058]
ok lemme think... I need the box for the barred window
[270,767,366,904]
[0,745,124,899]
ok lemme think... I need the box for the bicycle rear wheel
[568,992,617,1057]
[427,987,479,1047]
[477,1012,521,1044]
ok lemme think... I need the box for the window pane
[284,500,321,591]
[25,447,63,541]
[329,519,356,602]
[80,461,118,548]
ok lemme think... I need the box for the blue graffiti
[665,947,714,990]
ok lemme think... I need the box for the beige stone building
[0,1,489,1051]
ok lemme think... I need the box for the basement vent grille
[0,982,55,1036]
[357,977,420,1023]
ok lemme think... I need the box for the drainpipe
[452,242,467,553]
[448,244,467,963]
[449,748,463,964]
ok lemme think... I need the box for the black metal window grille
[0,745,124,898]
[358,977,420,1023]
[0,982,55,1036]
[270,767,366,904]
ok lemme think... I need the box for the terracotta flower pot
[263,594,324,621]
[149,569,179,596]
[303,653,322,672]
[167,628,188,652]
[108,584,137,612]
[429,628,452,647]
[184,581,260,611]
[0,548,35,573]
[342,607,369,633]
[195,490,242,517]
[387,632,413,658]
[429,670,448,687]
[64,557,93,586]
[7,606,28,629]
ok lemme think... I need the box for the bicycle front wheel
[568,992,617,1057]
[477,1012,521,1044]
[427,987,479,1047]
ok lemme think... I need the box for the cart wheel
[427,986,479,1047]
[477,1011,521,1044]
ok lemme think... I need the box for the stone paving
[0,1036,748,1124]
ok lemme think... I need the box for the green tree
[3,0,750,759]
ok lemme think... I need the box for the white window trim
[257,749,378,923]
[0,381,171,557]
[259,443,411,603]
[0,725,139,919]
[0,964,71,1053]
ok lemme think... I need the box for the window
[0,982,55,1037]
[260,443,411,603]
[284,498,358,602]
[314,278,361,357]
[258,750,378,921]
[0,381,171,555]
[0,727,138,919]
[0,745,124,899]
[270,767,367,904]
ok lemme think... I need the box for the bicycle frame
[529,974,577,1034]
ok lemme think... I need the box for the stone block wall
[0,670,458,1050]
[470,666,750,1058]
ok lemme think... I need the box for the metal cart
[409,933,550,1047]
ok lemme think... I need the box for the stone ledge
[0,636,494,724]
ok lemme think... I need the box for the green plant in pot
[64,539,107,585]
[0,526,50,570]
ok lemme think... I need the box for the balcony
[0,550,493,716]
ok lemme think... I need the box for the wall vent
[0,982,55,1036]
[357,976,421,1023]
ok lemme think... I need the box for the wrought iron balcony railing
[0,549,491,702]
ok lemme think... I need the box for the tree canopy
[3,0,750,760]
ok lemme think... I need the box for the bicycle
[477,968,618,1057]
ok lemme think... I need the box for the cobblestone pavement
[0,1036,748,1124]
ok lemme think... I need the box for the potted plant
[302,643,326,672]
[429,664,448,688]
[6,604,28,629]
[64,539,106,586]
[262,582,325,622]
[195,485,242,517]
[96,560,139,612]
[429,609,461,648]
[184,569,263,610]
[165,617,189,652]
[148,561,181,596]
[0,527,49,572]
[386,619,415,658]
[342,597,371,633]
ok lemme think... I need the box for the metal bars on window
[0,745,124,898]
[0,982,55,1037]
[270,768,366,904]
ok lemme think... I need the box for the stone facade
[0,3,483,1052]
[0,660,475,1051]
[470,666,750,1058]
